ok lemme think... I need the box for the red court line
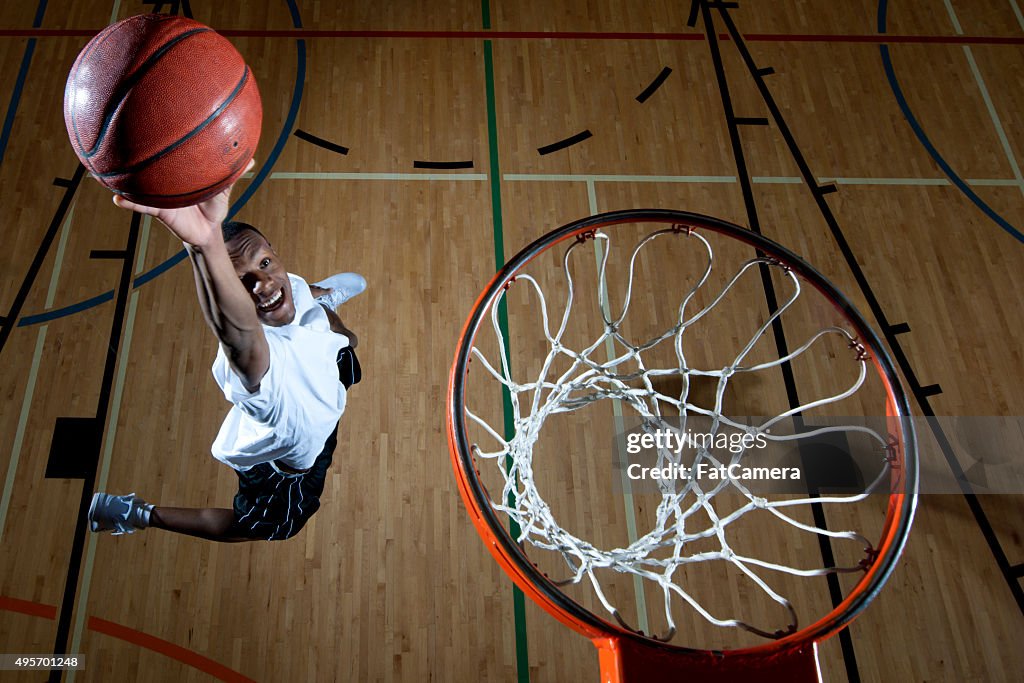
[0,595,254,683]
[89,616,257,683]
[0,28,1021,45]
[0,595,58,620]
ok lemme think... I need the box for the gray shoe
[88,492,152,535]
[314,273,366,309]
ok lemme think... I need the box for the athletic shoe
[88,492,152,535]
[313,273,367,310]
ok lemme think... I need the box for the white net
[463,225,898,642]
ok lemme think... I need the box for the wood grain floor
[0,1,1022,681]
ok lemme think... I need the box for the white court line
[943,0,1024,197]
[244,170,1023,188]
[1011,0,1024,32]
[68,215,152,682]
[505,173,1021,187]
[0,328,48,545]
[0,202,75,543]
[586,180,649,635]
[751,176,802,184]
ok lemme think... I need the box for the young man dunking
[89,160,364,542]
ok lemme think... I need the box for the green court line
[483,37,531,683]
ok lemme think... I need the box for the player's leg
[149,506,250,542]
[88,492,252,542]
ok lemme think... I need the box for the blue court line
[0,1,48,167]
[877,0,1024,244]
[16,0,307,328]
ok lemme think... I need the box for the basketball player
[87,160,363,541]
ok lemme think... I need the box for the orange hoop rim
[447,209,918,662]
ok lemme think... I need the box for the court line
[0,199,77,544]
[483,34,532,683]
[586,179,650,635]
[2,27,1024,45]
[1012,0,1024,31]
[267,171,487,181]
[705,4,861,678]
[878,0,1023,243]
[14,169,1022,330]
[941,0,1024,199]
[0,0,47,167]
[67,215,151,683]
[0,595,255,682]
[0,326,47,545]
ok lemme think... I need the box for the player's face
[226,230,295,327]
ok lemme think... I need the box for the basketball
[63,14,261,208]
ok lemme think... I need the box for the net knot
[883,435,901,469]
[859,546,880,571]
[848,337,870,362]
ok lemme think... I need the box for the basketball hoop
[447,210,918,681]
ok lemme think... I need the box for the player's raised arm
[113,160,269,391]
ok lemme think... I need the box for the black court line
[49,212,141,679]
[699,3,863,680]
[293,128,349,156]
[733,116,769,126]
[144,1,193,17]
[0,165,85,358]
[1012,564,1024,579]
[636,67,672,103]
[712,2,1024,616]
[537,130,592,155]
[888,322,911,335]
[413,160,475,170]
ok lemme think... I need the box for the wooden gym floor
[1,0,1022,681]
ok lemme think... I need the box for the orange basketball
[63,14,261,208]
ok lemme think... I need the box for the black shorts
[227,346,360,541]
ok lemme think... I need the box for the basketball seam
[66,19,125,175]
[73,25,212,160]
[107,158,247,201]
[93,65,251,179]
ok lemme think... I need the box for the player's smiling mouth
[257,289,284,312]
